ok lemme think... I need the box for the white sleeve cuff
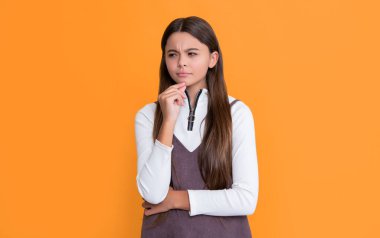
[155,139,174,152]
[187,190,199,216]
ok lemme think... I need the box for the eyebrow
[166,48,200,53]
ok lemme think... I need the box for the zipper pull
[188,110,195,122]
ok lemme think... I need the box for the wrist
[172,190,190,211]
[157,120,175,148]
[162,119,176,128]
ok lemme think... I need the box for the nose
[177,55,187,67]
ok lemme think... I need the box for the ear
[208,51,219,69]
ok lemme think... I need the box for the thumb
[144,209,151,216]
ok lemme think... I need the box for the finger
[161,87,186,99]
[178,85,186,92]
[142,201,152,209]
[145,208,152,216]
[180,88,187,97]
[163,83,185,93]
[164,91,185,106]
[163,89,186,99]
[160,82,186,96]
[176,84,187,93]
[174,93,185,106]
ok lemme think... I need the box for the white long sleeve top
[134,87,259,217]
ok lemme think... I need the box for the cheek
[193,59,210,74]
[165,60,176,73]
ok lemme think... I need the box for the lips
[177,72,191,77]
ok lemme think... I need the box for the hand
[158,82,187,123]
[142,186,175,216]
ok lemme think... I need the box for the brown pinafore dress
[141,99,252,238]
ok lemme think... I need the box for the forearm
[157,120,175,147]
[136,144,172,204]
[186,185,258,216]
[172,190,190,211]
[136,119,175,204]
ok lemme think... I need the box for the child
[134,16,259,238]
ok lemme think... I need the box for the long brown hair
[147,16,233,227]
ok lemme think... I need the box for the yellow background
[1,0,379,237]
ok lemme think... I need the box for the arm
[185,102,259,216]
[134,105,175,204]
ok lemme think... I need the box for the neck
[185,79,208,108]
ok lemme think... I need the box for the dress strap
[230,99,240,107]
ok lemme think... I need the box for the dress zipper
[184,89,203,131]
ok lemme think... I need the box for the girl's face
[164,32,218,87]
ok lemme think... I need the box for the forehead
[165,32,207,51]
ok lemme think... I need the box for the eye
[189,52,197,56]
[167,53,176,57]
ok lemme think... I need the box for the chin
[176,79,189,85]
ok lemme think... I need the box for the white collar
[184,87,209,103]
